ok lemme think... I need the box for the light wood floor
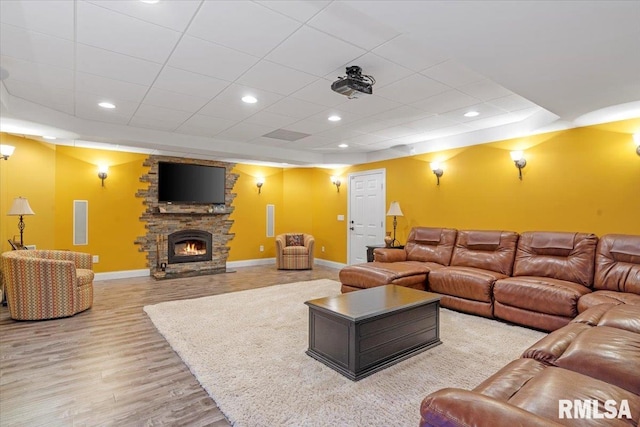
[0,265,340,426]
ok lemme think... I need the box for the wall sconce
[430,162,443,185]
[98,165,108,186]
[510,151,527,180]
[256,177,264,194]
[634,133,640,156]
[1,144,15,160]
[331,176,341,192]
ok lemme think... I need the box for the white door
[347,169,386,265]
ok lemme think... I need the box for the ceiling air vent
[262,129,310,141]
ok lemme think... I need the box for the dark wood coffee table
[305,285,442,381]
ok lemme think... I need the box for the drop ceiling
[0,0,638,166]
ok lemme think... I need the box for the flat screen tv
[158,162,226,204]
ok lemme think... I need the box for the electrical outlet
[92,255,99,263]
[259,245,264,252]
[322,246,325,252]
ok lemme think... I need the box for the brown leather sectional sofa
[339,228,640,331]
[420,303,640,426]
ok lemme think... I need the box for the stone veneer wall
[135,155,239,279]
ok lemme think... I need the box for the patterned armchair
[275,233,315,270]
[0,250,94,320]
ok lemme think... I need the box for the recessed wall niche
[135,155,239,279]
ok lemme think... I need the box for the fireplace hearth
[168,230,213,264]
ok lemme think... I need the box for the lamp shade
[7,197,35,216]
[386,201,403,217]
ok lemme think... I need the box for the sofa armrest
[420,389,563,427]
[374,248,407,262]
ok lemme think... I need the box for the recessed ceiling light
[464,111,480,117]
[242,95,257,104]
[338,143,348,148]
[43,135,56,140]
[98,102,116,109]
[140,0,159,4]
[328,115,341,122]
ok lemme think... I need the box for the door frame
[346,168,386,265]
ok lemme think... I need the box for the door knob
[350,227,355,231]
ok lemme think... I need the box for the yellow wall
[0,134,56,252]
[314,119,640,259]
[2,118,638,270]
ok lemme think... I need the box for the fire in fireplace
[167,230,213,264]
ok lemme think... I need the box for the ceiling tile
[411,90,480,114]
[1,56,74,91]
[75,91,140,118]
[3,79,74,115]
[420,60,485,87]
[76,72,148,103]
[373,34,450,72]
[85,0,201,32]
[168,35,259,81]
[243,111,299,128]
[176,114,236,136]
[265,26,365,76]
[217,122,278,142]
[188,1,301,57]
[366,105,426,125]
[0,0,74,40]
[404,115,460,132]
[375,74,449,104]
[129,116,180,132]
[133,104,192,125]
[142,88,210,113]
[76,44,162,86]
[0,24,74,67]
[440,103,507,123]
[255,1,331,23]
[307,2,400,50]
[341,133,389,146]
[77,1,180,64]
[331,94,402,117]
[199,84,284,121]
[152,66,229,99]
[487,94,538,112]
[290,78,348,107]
[236,60,319,96]
[247,136,290,148]
[265,97,327,119]
[283,118,336,134]
[459,79,513,101]
[368,125,418,139]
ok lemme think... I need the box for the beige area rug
[144,280,546,427]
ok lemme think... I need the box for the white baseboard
[226,258,276,268]
[94,269,150,281]
[314,258,346,269]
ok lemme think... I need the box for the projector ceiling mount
[331,66,375,99]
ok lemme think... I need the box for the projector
[331,66,375,99]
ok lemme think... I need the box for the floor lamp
[7,197,35,247]
[386,201,404,247]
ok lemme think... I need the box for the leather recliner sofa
[419,303,640,426]
[339,228,640,332]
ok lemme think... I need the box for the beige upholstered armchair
[276,233,315,270]
[0,250,94,320]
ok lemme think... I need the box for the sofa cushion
[338,261,431,290]
[450,230,519,275]
[473,358,547,400]
[513,231,597,287]
[521,322,592,365]
[285,234,304,246]
[578,290,640,312]
[494,276,591,318]
[404,227,457,265]
[508,367,640,427]
[283,245,308,255]
[429,266,507,303]
[555,326,640,395]
[594,234,640,293]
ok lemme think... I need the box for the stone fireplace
[135,155,239,279]
[168,230,213,264]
